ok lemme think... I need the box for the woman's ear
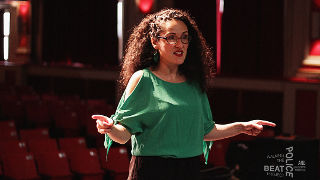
[151,37,159,49]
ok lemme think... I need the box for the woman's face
[154,19,189,66]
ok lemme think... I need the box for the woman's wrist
[236,122,246,134]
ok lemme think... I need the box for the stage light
[3,12,10,61]
[4,37,9,61]
[3,12,10,36]
[216,0,224,74]
[302,40,320,67]
[310,40,320,55]
[117,0,123,61]
[136,0,154,14]
[19,3,29,17]
[303,56,320,66]
[304,40,320,67]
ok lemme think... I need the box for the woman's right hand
[92,115,114,134]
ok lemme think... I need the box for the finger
[254,124,263,130]
[96,120,111,129]
[93,115,114,126]
[98,127,112,134]
[97,125,104,131]
[256,120,276,127]
[96,120,104,128]
[98,128,107,134]
[92,115,107,121]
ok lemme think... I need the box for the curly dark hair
[119,8,215,92]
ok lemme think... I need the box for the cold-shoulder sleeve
[104,70,151,155]
[201,93,215,135]
[201,92,215,164]
[111,76,150,134]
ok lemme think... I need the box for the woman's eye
[182,34,189,40]
[167,35,176,40]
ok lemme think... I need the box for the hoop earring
[153,51,159,63]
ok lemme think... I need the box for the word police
[264,146,294,178]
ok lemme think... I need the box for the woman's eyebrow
[164,32,175,35]
[163,31,188,36]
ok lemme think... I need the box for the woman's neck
[152,62,185,83]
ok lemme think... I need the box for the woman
[92,8,275,180]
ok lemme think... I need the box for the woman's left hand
[242,120,276,136]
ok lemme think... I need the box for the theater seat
[0,96,25,124]
[0,140,28,156]
[58,137,87,155]
[0,120,16,131]
[0,129,18,140]
[35,151,73,179]
[25,101,51,127]
[54,106,80,137]
[68,148,104,180]
[2,152,40,179]
[99,146,129,180]
[27,138,59,156]
[19,128,50,140]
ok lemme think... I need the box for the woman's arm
[93,115,131,144]
[92,70,144,144]
[204,120,276,141]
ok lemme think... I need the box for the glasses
[157,32,190,45]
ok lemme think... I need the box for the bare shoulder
[131,70,144,82]
[125,70,144,99]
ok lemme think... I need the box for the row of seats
[0,86,115,137]
[0,137,86,155]
[0,133,129,179]
[0,146,129,180]
[0,119,129,180]
[0,121,105,148]
[0,122,49,140]
[0,85,130,179]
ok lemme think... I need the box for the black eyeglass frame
[157,33,191,45]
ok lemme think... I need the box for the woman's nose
[174,38,183,48]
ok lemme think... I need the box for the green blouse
[105,68,215,163]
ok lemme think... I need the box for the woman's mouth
[173,50,183,57]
